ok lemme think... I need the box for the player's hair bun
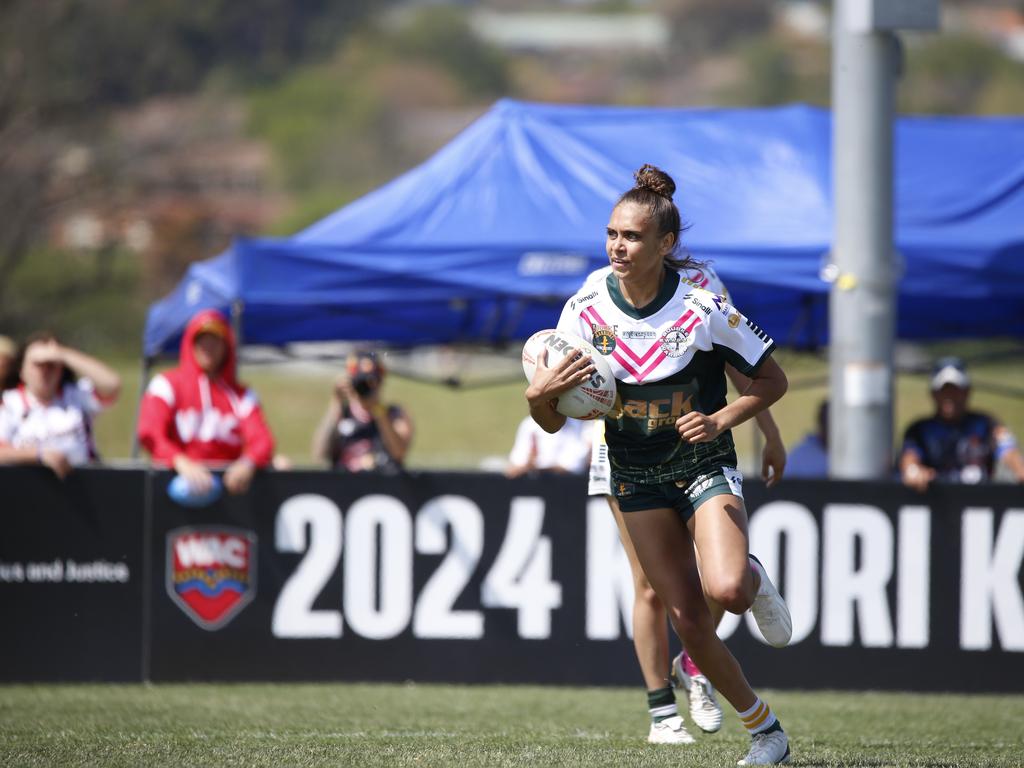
[633,164,676,202]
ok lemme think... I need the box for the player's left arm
[726,365,786,487]
[677,302,787,444]
[680,357,787,443]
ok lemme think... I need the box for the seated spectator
[137,310,274,495]
[0,335,17,389]
[0,332,122,478]
[787,399,829,478]
[505,415,592,478]
[899,356,1024,491]
[313,351,413,473]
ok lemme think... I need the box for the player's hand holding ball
[522,330,616,420]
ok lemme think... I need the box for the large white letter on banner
[586,497,634,640]
[822,504,894,647]
[961,509,1024,651]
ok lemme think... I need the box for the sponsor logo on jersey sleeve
[687,293,716,316]
[570,289,600,311]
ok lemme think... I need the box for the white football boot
[749,554,792,648]
[647,715,696,745]
[671,652,723,733]
[738,728,791,765]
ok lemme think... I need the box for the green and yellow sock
[647,686,678,724]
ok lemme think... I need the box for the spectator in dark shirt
[312,351,413,473]
[899,357,1024,491]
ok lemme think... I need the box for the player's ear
[659,231,676,257]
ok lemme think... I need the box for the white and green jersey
[558,267,775,484]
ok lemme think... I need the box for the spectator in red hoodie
[137,310,274,496]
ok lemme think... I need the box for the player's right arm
[526,346,591,434]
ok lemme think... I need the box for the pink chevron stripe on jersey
[579,304,704,383]
[635,311,703,380]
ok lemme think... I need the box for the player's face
[606,202,675,283]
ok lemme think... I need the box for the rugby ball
[521,329,616,420]
[167,473,223,508]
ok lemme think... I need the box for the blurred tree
[0,0,389,345]
[0,0,393,116]
[661,0,773,58]
[717,35,830,107]
[391,6,510,97]
[901,34,1024,114]
[0,3,59,328]
[249,7,510,207]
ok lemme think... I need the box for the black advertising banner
[0,467,145,682]
[719,480,1024,692]
[146,470,616,684]
[2,467,1022,690]
[146,470,1024,692]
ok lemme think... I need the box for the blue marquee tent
[143,100,1024,357]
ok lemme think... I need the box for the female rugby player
[526,165,792,765]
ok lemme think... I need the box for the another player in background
[582,261,786,743]
[526,164,792,765]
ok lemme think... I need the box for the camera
[351,372,380,397]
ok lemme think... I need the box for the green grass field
[91,345,1024,474]
[1,683,1021,767]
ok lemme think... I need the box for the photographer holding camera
[312,350,413,473]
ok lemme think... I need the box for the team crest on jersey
[591,324,617,355]
[659,328,691,357]
[166,526,257,630]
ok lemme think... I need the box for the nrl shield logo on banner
[166,526,257,630]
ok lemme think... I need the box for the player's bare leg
[625,505,790,765]
[690,495,791,648]
[609,497,694,743]
[611,496,722,733]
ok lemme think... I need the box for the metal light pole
[829,0,938,478]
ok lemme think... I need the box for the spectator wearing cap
[312,351,413,473]
[137,309,275,495]
[899,356,1024,492]
[0,331,121,478]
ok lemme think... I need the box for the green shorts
[613,466,744,520]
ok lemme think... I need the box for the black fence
[1,466,1021,691]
